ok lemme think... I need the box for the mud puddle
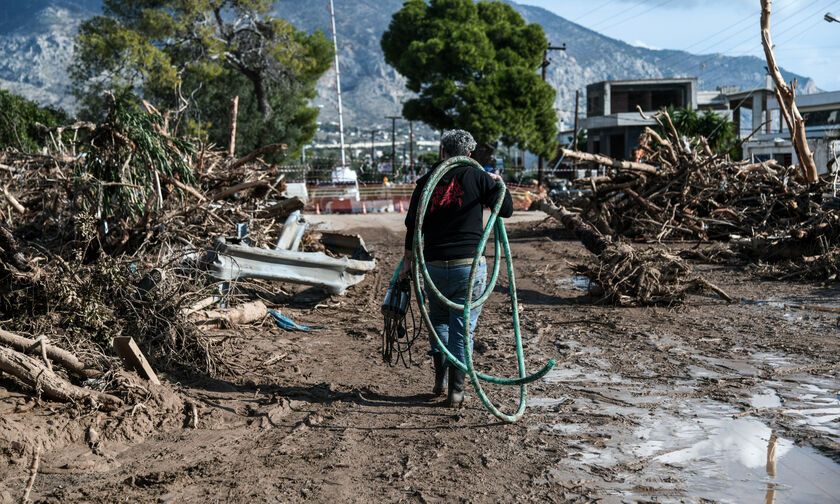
[632,400,840,503]
[555,275,591,290]
[530,337,839,502]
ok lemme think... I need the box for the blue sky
[521,0,840,91]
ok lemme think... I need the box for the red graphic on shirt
[430,178,464,212]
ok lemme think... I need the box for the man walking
[400,130,513,407]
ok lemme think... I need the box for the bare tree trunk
[0,346,122,409]
[228,95,239,158]
[760,0,818,183]
[0,329,94,378]
[253,74,272,122]
[535,199,614,256]
[557,148,659,175]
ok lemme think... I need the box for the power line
[695,0,840,86]
[655,0,836,87]
[571,0,618,24]
[596,0,678,33]
[586,0,650,31]
[656,0,811,78]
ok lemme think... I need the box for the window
[802,108,840,126]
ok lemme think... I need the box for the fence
[305,183,537,213]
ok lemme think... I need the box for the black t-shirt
[404,161,514,261]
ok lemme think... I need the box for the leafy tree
[567,129,587,151]
[381,0,557,157]
[0,90,67,152]
[83,94,195,222]
[69,0,332,159]
[666,106,736,154]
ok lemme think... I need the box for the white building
[742,90,840,175]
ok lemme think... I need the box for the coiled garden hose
[410,156,555,423]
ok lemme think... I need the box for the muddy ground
[1,211,839,503]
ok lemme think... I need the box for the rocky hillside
[0,0,818,129]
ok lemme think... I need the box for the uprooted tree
[760,0,818,183]
[69,0,333,160]
[381,0,558,157]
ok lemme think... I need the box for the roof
[797,90,840,110]
[588,77,697,88]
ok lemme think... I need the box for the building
[582,78,697,160]
[579,76,839,176]
[742,90,840,175]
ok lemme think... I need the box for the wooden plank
[113,336,160,385]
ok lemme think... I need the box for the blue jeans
[425,261,487,367]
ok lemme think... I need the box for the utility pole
[386,115,400,176]
[573,89,580,150]
[538,43,566,188]
[409,121,415,172]
[368,129,378,166]
[328,0,347,171]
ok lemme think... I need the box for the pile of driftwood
[537,199,734,306]
[0,100,311,410]
[553,107,838,284]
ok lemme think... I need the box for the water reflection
[765,433,777,504]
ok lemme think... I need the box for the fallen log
[229,142,287,171]
[189,300,268,326]
[0,345,122,409]
[257,197,304,220]
[537,199,735,306]
[0,328,96,378]
[211,179,269,201]
[535,199,613,255]
[558,147,659,175]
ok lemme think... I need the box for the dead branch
[558,147,659,175]
[229,142,287,171]
[0,345,122,409]
[211,179,269,200]
[22,446,40,504]
[0,329,94,378]
[760,0,818,183]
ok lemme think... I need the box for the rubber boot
[446,366,466,408]
[432,354,448,396]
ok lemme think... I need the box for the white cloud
[632,40,661,50]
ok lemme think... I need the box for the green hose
[410,156,555,423]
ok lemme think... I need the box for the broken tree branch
[0,328,94,378]
[557,147,659,175]
[229,142,287,171]
[760,0,818,183]
[0,345,122,409]
[229,96,239,158]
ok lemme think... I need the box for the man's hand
[398,250,414,282]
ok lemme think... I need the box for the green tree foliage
[567,129,587,151]
[0,90,67,152]
[83,94,195,222]
[381,0,557,157]
[666,106,736,154]
[69,0,332,159]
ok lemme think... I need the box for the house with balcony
[742,90,840,176]
[581,78,697,160]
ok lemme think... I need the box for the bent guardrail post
[206,236,376,295]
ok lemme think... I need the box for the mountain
[0,1,99,111]
[0,0,819,130]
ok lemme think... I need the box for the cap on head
[440,129,476,158]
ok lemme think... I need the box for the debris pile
[537,199,733,306]
[552,107,838,284]
[0,98,373,418]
